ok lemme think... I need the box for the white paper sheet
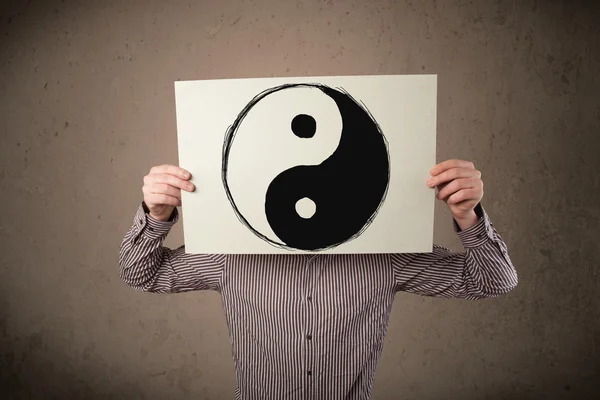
[175,75,437,254]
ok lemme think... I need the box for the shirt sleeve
[118,203,227,294]
[392,204,518,300]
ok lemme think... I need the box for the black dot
[291,114,316,138]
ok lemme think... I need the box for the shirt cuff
[132,203,178,241]
[453,203,494,248]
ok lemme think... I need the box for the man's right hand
[142,165,195,222]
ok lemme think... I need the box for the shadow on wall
[0,331,144,399]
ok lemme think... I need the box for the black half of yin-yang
[265,85,390,251]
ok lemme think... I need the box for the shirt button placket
[305,256,315,393]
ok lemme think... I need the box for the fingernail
[183,171,190,178]
[427,179,434,187]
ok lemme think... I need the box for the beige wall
[1,0,598,398]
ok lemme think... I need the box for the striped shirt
[119,203,517,400]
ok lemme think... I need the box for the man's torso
[219,254,397,399]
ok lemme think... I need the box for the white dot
[295,197,316,219]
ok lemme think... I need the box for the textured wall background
[1,0,598,399]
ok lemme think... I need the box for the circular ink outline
[222,83,391,252]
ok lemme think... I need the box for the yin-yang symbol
[222,83,390,251]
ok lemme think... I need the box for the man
[119,159,517,400]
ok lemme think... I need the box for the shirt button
[307,296,312,302]
[306,334,312,340]
[307,371,312,376]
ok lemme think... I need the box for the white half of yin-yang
[226,86,343,245]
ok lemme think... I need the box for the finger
[145,193,182,207]
[149,173,195,191]
[143,184,178,200]
[149,183,182,199]
[428,167,480,188]
[447,188,480,205]
[437,177,480,200]
[430,159,474,176]
[149,164,191,180]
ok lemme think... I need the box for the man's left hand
[427,159,483,230]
